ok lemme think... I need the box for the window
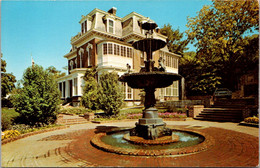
[81,22,84,34]
[87,44,93,66]
[80,54,83,68]
[103,43,107,55]
[81,20,87,34]
[62,82,66,98]
[114,44,117,55]
[123,46,126,57]
[130,48,133,58]
[59,83,62,97]
[85,20,87,33]
[103,43,133,58]
[127,48,131,58]
[173,81,178,96]
[108,20,114,33]
[120,46,124,56]
[70,60,74,70]
[162,81,178,97]
[78,48,84,68]
[74,78,78,96]
[88,48,92,66]
[108,43,113,54]
[121,82,133,100]
[116,44,120,55]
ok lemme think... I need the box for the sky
[1,0,213,81]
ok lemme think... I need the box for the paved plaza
[1,120,259,167]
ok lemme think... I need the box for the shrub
[99,72,123,116]
[1,130,20,140]
[81,68,100,110]
[11,65,61,127]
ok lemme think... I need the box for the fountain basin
[90,128,215,156]
[132,38,166,53]
[119,72,182,89]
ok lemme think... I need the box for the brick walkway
[2,120,259,167]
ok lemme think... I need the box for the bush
[1,130,20,140]
[11,65,61,126]
[99,72,123,116]
[81,68,100,110]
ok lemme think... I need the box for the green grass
[1,108,20,119]
[1,108,20,130]
[120,107,167,115]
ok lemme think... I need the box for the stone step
[212,105,245,108]
[198,113,242,117]
[195,116,242,122]
[203,108,243,111]
[56,118,89,125]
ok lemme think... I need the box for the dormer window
[81,20,87,34]
[108,19,114,34]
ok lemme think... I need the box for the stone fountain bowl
[119,72,182,89]
[132,38,166,52]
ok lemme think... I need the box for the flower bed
[1,125,69,145]
[127,112,187,119]
[244,116,259,124]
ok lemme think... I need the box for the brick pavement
[1,120,259,167]
[66,126,258,167]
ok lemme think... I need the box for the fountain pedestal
[131,107,171,140]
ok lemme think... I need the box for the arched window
[86,43,93,67]
[70,60,74,70]
[78,48,84,68]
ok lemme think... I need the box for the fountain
[90,22,214,156]
[119,22,182,140]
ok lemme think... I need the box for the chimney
[108,7,117,15]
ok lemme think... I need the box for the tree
[11,65,61,126]
[1,54,16,107]
[98,72,123,116]
[46,66,66,79]
[186,0,259,91]
[81,67,100,110]
[160,24,189,55]
[179,51,221,96]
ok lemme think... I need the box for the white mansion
[57,7,181,106]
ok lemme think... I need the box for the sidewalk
[1,120,259,167]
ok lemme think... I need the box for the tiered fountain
[90,22,213,156]
[119,22,181,140]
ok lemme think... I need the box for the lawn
[1,108,20,130]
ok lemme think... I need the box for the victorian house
[57,7,181,106]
